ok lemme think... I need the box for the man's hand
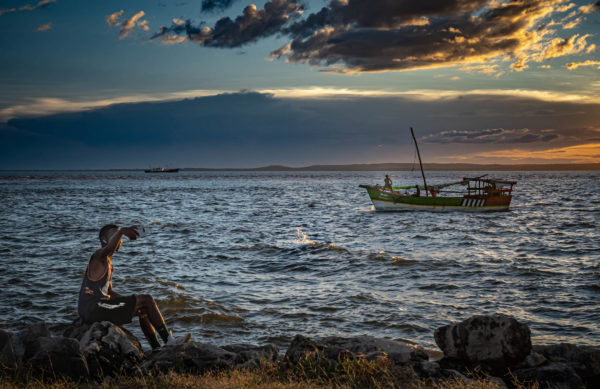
[121,226,139,240]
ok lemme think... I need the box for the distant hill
[183,163,600,171]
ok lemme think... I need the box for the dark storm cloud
[274,0,576,72]
[2,92,600,169]
[152,0,303,47]
[152,0,597,72]
[201,0,237,13]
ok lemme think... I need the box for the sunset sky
[1,0,599,169]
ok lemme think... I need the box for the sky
[1,0,599,169]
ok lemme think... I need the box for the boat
[144,167,180,173]
[359,128,516,212]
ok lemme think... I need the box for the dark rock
[512,362,584,389]
[140,341,236,374]
[0,329,22,368]
[434,314,531,375]
[412,360,441,378]
[18,322,51,360]
[534,343,600,388]
[285,335,325,364]
[78,321,143,378]
[221,343,279,368]
[28,336,89,379]
[62,317,92,340]
[319,336,429,365]
[285,334,429,372]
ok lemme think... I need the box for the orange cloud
[35,22,52,32]
[566,60,600,70]
[455,143,600,163]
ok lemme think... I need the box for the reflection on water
[0,170,599,349]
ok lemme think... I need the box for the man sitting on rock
[78,224,190,349]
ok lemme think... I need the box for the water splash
[295,227,315,245]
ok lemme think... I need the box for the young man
[384,175,393,191]
[78,224,190,349]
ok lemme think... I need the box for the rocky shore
[1,314,598,388]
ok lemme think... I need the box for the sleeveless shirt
[78,255,113,319]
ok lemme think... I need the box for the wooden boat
[359,128,516,212]
[144,167,180,173]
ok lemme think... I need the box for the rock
[0,330,22,368]
[434,314,531,374]
[62,317,92,340]
[285,335,325,364]
[517,351,547,368]
[412,360,441,378]
[319,336,429,365]
[487,376,508,389]
[221,343,279,369]
[285,334,429,371]
[512,362,584,389]
[28,336,89,379]
[18,322,51,360]
[78,321,143,378]
[534,343,600,388]
[140,341,236,374]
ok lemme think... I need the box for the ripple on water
[1,171,599,348]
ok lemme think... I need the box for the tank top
[77,255,113,319]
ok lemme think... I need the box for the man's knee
[136,294,156,308]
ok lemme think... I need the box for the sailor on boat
[384,175,393,191]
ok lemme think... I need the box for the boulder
[534,343,600,388]
[434,314,531,374]
[319,336,429,365]
[285,335,429,368]
[78,321,143,378]
[18,322,51,361]
[221,343,279,369]
[512,362,584,389]
[62,317,92,340]
[28,336,89,379]
[285,335,325,364]
[140,341,236,374]
[0,329,22,368]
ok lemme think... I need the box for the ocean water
[0,170,598,350]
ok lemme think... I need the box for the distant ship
[144,167,180,173]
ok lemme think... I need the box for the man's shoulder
[90,249,109,265]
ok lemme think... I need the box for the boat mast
[410,127,428,197]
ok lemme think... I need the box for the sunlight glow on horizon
[3,87,600,122]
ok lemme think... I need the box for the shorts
[81,295,137,325]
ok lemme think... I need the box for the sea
[0,170,598,351]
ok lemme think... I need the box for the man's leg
[135,294,172,343]
[137,309,161,349]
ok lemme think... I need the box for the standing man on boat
[384,175,393,191]
[78,224,190,349]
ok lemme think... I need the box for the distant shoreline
[2,162,599,172]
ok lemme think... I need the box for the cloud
[154,0,599,74]
[566,60,600,69]
[35,22,52,32]
[0,0,56,16]
[106,10,149,40]
[151,0,304,47]
[106,10,124,26]
[3,92,600,168]
[201,0,237,12]
[421,128,560,144]
[5,87,600,122]
[454,142,600,163]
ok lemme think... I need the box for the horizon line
[2,162,600,172]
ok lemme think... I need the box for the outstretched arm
[92,226,139,266]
